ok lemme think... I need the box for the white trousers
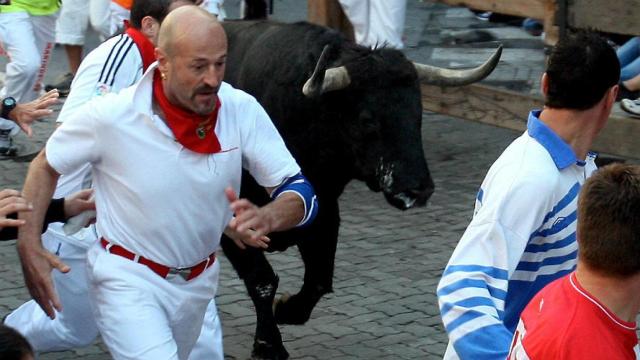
[5,233,224,360]
[86,242,221,360]
[108,2,130,38]
[5,231,99,350]
[0,11,56,133]
[90,0,113,41]
[55,0,111,45]
[338,0,407,49]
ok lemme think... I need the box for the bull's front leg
[274,202,339,325]
[221,236,289,360]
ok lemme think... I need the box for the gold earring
[160,72,167,80]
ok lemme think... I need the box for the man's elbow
[270,173,318,228]
[29,149,60,179]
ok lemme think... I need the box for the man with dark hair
[509,163,640,359]
[0,324,34,360]
[129,0,174,28]
[4,1,228,359]
[437,30,620,359]
[544,31,620,110]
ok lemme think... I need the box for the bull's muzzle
[385,186,434,210]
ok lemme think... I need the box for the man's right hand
[17,243,69,319]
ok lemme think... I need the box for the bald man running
[17,6,312,359]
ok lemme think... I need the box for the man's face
[160,26,227,116]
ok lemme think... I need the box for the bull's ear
[303,45,351,97]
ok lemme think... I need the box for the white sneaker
[620,98,640,118]
[0,128,16,156]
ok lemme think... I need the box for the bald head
[155,4,228,116]
[158,5,225,57]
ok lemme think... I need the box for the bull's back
[222,21,345,95]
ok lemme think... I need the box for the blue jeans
[617,36,640,81]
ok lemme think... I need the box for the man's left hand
[225,187,274,242]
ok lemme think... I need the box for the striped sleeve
[58,35,140,123]
[437,219,524,360]
[97,35,136,88]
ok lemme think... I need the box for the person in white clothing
[0,0,59,155]
[5,1,229,359]
[338,0,406,49]
[16,5,315,360]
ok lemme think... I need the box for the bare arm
[16,149,68,319]
[224,186,304,243]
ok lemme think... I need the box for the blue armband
[271,172,318,227]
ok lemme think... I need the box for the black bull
[219,21,501,359]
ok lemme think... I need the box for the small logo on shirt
[95,83,111,97]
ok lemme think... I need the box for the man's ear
[540,72,549,97]
[140,16,160,40]
[605,84,619,110]
[155,47,168,72]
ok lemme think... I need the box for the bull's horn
[413,45,502,87]
[303,45,351,97]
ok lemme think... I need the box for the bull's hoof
[252,339,289,360]
[274,293,311,325]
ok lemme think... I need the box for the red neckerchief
[152,70,222,154]
[125,26,155,72]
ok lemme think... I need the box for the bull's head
[301,45,501,210]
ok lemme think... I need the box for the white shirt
[46,63,300,267]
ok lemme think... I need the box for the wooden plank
[568,0,640,36]
[596,108,640,159]
[307,0,354,41]
[421,83,539,132]
[421,83,640,159]
[430,0,546,20]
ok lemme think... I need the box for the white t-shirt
[46,63,300,267]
